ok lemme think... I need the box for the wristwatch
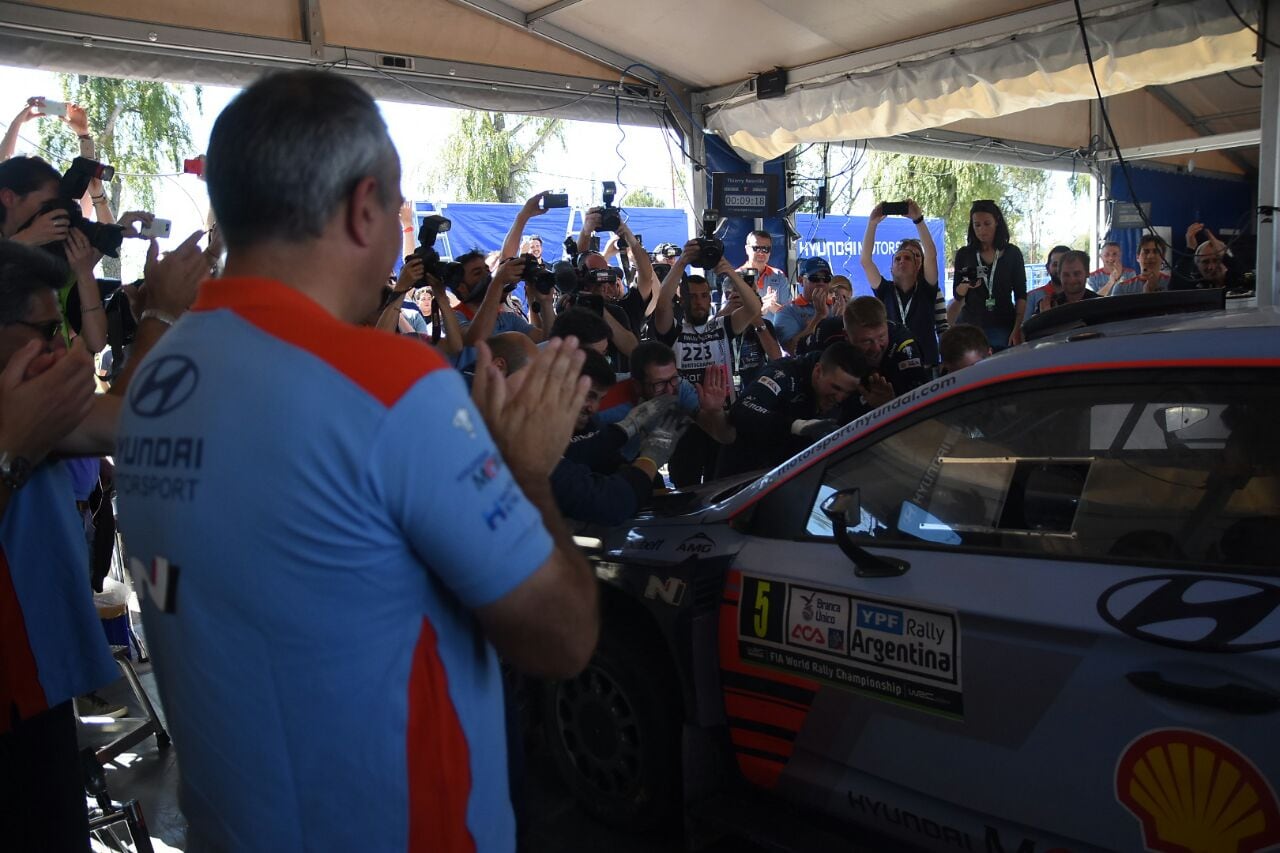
[0,451,33,491]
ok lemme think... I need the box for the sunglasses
[15,319,60,341]
[807,274,832,284]
[751,245,772,253]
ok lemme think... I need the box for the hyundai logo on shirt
[129,355,200,418]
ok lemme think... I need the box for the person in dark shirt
[842,296,929,412]
[718,341,870,477]
[947,199,1027,349]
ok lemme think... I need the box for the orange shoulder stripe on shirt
[192,277,448,408]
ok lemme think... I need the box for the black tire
[541,628,682,832]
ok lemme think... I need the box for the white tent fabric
[706,0,1257,161]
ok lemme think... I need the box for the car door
[718,369,1280,853]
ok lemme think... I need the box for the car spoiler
[1023,288,1226,342]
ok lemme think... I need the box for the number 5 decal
[753,581,771,638]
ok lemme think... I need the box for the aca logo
[790,624,826,647]
[1116,729,1280,853]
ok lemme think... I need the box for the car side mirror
[1156,405,1209,434]
[820,488,909,578]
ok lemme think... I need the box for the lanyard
[894,287,914,323]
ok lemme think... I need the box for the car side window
[806,379,1279,571]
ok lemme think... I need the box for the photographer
[375,256,464,356]
[449,249,548,368]
[560,253,639,363]
[0,157,110,352]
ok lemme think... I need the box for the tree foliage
[38,74,197,214]
[434,112,564,203]
[861,152,1058,262]
[620,187,665,208]
[862,153,1004,256]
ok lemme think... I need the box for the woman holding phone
[948,199,1027,349]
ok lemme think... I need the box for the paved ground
[82,658,761,853]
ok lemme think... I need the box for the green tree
[39,74,197,214]
[1000,166,1051,263]
[433,112,563,202]
[861,152,1006,256]
[38,74,198,276]
[620,187,665,208]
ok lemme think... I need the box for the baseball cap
[799,257,832,278]
[653,242,681,258]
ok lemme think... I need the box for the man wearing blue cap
[772,256,832,355]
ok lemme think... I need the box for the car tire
[541,628,682,832]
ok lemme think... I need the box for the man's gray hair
[206,70,399,250]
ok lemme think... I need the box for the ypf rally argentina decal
[1116,729,1280,853]
[737,576,962,716]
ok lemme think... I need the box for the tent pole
[1258,0,1280,307]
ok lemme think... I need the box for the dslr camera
[597,181,623,232]
[692,209,725,268]
[411,214,452,282]
[518,253,558,296]
[34,157,126,258]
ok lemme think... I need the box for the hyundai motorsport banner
[792,214,947,297]
[738,574,963,717]
[409,201,693,267]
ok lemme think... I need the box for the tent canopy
[0,0,1265,176]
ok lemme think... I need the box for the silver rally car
[543,306,1280,853]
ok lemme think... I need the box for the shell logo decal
[1116,729,1280,853]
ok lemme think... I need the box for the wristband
[82,303,104,313]
[92,194,107,203]
[912,215,924,224]
[78,133,92,140]
[634,456,658,470]
[402,226,413,233]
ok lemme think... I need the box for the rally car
[541,303,1280,852]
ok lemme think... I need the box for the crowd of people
[0,70,1256,851]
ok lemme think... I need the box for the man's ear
[0,187,18,212]
[492,356,508,377]
[345,176,384,249]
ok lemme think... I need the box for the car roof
[711,307,1280,521]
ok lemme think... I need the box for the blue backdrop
[793,213,947,296]
[406,201,944,297]
[1106,164,1254,268]
[410,201,694,266]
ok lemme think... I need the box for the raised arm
[860,203,885,285]
[64,229,106,353]
[577,207,603,255]
[654,240,698,337]
[503,191,550,260]
[462,257,525,348]
[428,279,465,356]
[909,199,939,286]
[717,260,762,336]
[1,98,41,162]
